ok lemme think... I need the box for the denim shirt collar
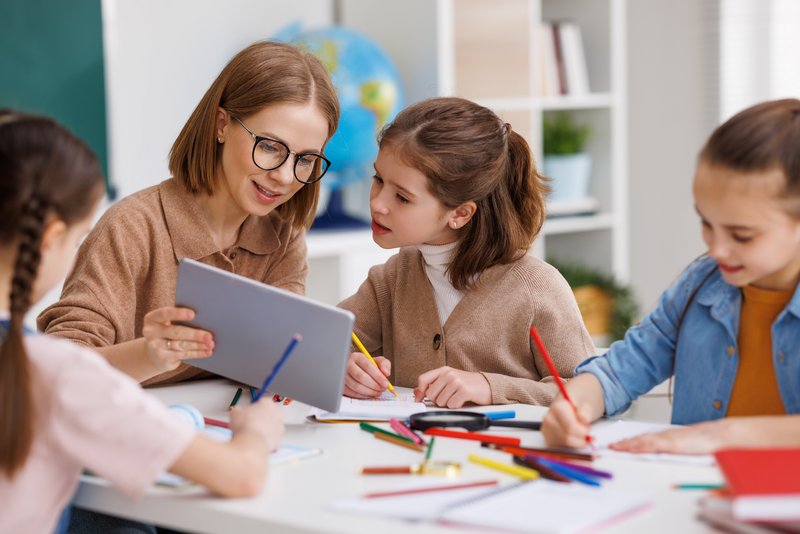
[695,272,800,338]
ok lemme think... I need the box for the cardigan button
[432,333,442,350]
[712,400,723,410]
[726,346,735,356]
[229,251,237,260]
[778,351,785,364]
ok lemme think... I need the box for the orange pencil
[529,326,594,445]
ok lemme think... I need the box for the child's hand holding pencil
[343,332,396,399]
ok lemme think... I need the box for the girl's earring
[217,136,224,144]
[451,222,458,229]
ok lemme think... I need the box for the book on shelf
[715,448,800,522]
[538,21,591,97]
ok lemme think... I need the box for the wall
[0,0,108,185]
[626,0,716,314]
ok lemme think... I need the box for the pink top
[0,333,196,534]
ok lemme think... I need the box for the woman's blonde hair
[169,40,340,229]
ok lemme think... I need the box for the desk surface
[73,379,722,534]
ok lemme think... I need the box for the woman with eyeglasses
[38,40,339,386]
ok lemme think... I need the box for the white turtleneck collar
[416,242,464,326]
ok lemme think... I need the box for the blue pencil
[530,455,613,479]
[253,333,302,401]
[535,457,601,487]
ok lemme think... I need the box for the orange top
[727,285,791,416]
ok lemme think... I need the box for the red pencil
[529,325,594,445]
[364,479,498,499]
[423,427,521,446]
[203,417,229,429]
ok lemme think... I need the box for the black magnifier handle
[489,420,542,431]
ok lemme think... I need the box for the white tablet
[175,258,354,412]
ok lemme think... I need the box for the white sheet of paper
[588,419,715,465]
[439,479,652,534]
[309,387,426,421]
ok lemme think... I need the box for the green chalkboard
[0,0,111,195]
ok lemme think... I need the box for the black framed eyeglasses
[232,116,331,184]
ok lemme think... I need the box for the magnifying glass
[360,461,461,477]
[408,411,542,432]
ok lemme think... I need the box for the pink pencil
[389,418,425,445]
[529,326,594,445]
[364,479,498,499]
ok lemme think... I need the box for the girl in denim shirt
[543,99,800,454]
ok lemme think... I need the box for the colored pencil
[535,457,601,486]
[248,386,257,401]
[253,333,302,401]
[364,479,498,499]
[531,455,612,479]
[468,454,540,480]
[424,427,521,446]
[229,387,243,409]
[483,443,596,462]
[351,331,397,397]
[359,422,416,444]
[513,456,571,483]
[529,325,594,445]
[425,437,436,461]
[672,483,725,490]
[373,431,426,452]
[389,418,425,445]
[203,417,230,429]
[486,410,516,420]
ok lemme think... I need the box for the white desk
[73,380,723,533]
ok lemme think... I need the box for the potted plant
[542,112,592,202]
[548,259,639,346]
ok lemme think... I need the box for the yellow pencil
[351,331,397,397]
[468,454,540,480]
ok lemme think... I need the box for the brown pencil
[373,431,426,452]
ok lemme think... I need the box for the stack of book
[697,448,800,533]
[539,20,590,97]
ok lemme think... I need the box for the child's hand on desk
[541,397,593,448]
[230,399,285,452]
[609,419,727,455]
[142,306,215,372]
[414,367,491,408]
[344,352,392,398]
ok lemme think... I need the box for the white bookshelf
[307,0,628,305]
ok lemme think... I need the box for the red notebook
[715,448,800,522]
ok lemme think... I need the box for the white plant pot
[543,153,592,201]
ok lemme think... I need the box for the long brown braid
[0,110,105,477]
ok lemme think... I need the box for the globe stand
[312,188,370,230]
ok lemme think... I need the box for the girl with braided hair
[0,111,284,533]
[339,97,594,408]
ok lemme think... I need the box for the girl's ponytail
[0,196,46,477]
[0,112,104,477]
[503,128,548,247]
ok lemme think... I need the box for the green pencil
[425,437,436,461]
[359,422,416,444]
[229,387,243,409]
[672,483,724,490]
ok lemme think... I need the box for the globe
[289,26,404,228]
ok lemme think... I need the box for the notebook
[332,479,651,533]
[715,448,800,522]
[697,495,800,534]
[175,259,354,412]
[309,388,426,421]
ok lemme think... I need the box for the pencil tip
[293,333,303,341]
